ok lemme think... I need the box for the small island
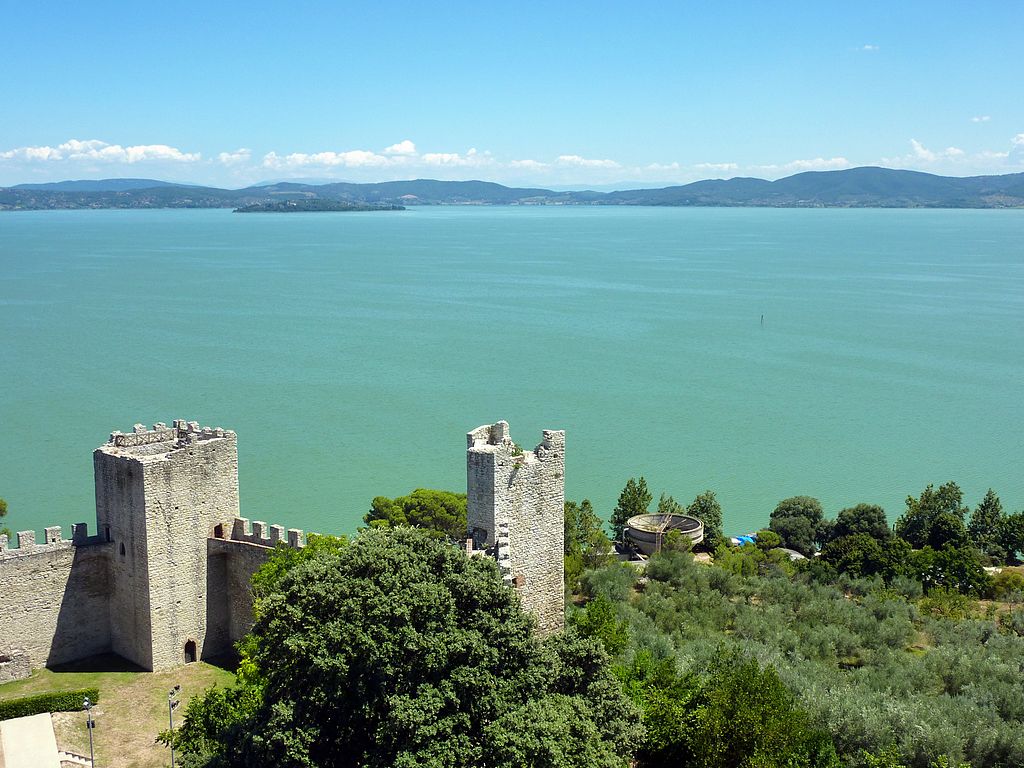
[233,199,405,213]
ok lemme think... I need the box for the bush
[0,688,99,721]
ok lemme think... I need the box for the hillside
[2,167,1023,210]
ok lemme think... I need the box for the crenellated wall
[0,525,111,672]
[0,416,565,680]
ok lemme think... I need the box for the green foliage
[0,496,10,538]
[0,688,99,721]
[175,528,638,767]
[564,499,614,592]
[580,562,639,603]
[819,534,910,582]
[249,533,348,603]
[989,569,1024,600]
[656,493,683,516]
[968,489,1004,558]
[894,482,968,550]
[611,477,651,541]
[831,504,892,542]
[909,545,992,597]
[363,488,467,540]
[770,496,827,556]
[626,649,839,768]
[998,512,1024,562]
[687,490,724,550]
[572,595,630,655]
[755,528,782,552]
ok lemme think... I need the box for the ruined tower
[94,421,239,671]
[466,421,565,635]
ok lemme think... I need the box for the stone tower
[94,421,239,671]
[466,421,565,635]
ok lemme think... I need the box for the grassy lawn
[0,655,236,768]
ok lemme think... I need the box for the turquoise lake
[1,206,1022,540]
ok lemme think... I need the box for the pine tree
[968,489,1004,558]
[611,477,651,541]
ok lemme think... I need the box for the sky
[1,1,1023,189]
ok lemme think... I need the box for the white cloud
[906,139,965,163]
[217,148,251,165]
[555,154,620,169]
[755,157,851,174]
[694,162,738,172]
[860,44,879,51]
[971,115,991,123]
[1012,133,1024,146]
[509,159,549,170]
[262,149,392,169]
[383,139,417,156]
[0,138,200,164]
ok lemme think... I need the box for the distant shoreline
[3,167,1024,211]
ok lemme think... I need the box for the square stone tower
[94,421,239,671]
[467,421,565,635]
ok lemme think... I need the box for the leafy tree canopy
[687,490,724,550]
[611,477,651,541]
[894,482,968,549]
[565,499,614,591]
[770,496,827,555]
[819,533,910,582]
[998,512,1024,563]
[831,504,892,542]
[363,488,467,541]
[968,489,1004,558]
[171,527,639,768]
[0,497,9,538]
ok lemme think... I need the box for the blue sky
[2,1,1022,188]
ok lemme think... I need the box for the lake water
[1,206,1022,540]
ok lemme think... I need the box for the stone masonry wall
[95,421,240,671]
[467,422,565,635]
[0,528,111,673]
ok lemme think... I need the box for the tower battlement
[228,517,306,549]
[105,421,236,452]
[0,527,72,559]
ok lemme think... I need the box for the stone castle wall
[1,417,562,678]
[95,421,240,671]
[0,527,111,672]
[467,422,565,635]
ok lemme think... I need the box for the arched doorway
[184,640,197,664]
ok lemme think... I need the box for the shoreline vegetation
[3,166,1024,210]
[233,199,405,213]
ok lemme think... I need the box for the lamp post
[168,685,181,768]
[83,696,95,767]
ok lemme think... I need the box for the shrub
[0,688,99,721]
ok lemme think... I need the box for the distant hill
[600,167,1024,207]
[12,178,196,192]
[3,167,1023,210]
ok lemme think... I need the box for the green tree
[968,489,1004,558]
[910,545,992,597]
[363,488,467,541]
[571,594,630,656]
[565,499,614,591]
[656,493,683,516]
[0,497,9,539]
[819,534,910,581]
[172,527,638,768]
[894,482,968,549]
[830,504,891,542]
[687,490,724,550]
[770,496,827,556]
[682,651,839,768]
[997,511,1024,562]
[754,528,782,552]
[611,477,651,542]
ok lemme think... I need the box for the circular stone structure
[624,513,704,555]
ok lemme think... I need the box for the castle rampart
[1,417,566,678]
